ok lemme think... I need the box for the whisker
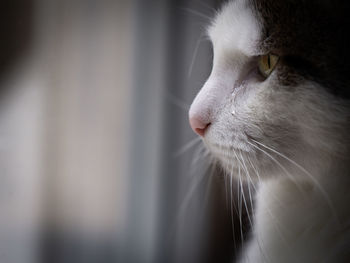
[227,151,239,217]
[228,162,238,253]
[245,158,276,263]
[180,7,212,21]
[174,136,202,157]
[245,151,293,261]
[237,166,252,263]
[251,138,337,219]
[175,161,211,230]
[188,34,209,78]
[240,171,253,228]
[191,152,211,173]
[237,166,245,246]
[246,141,319,252]
[246,140,307,197]
[246,160,291,255]
[217,143,239,253]
[256,235,270,263]
[239,151,255,220]
[247,180,255,218]
[165,92,190,112]
[247,155,284,209]
[200,164,217,220]
[246,155,261,189]
[190,143,210,169]
[192,0,217,13]
[224,168,229,210]
[233,151,253,229]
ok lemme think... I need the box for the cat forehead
[207,0,262,57]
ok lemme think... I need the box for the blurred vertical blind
[0,0,227,263]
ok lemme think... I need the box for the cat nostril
[194,126,210,137]
[189,116,211,137]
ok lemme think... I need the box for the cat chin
[203,136,280,181]
[213,155,280,182]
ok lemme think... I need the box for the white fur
[189,0,262,130]
[240,178,350,263]
[189,0,350,262]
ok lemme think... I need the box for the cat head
[189,0,350,180]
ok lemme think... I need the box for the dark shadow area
[41,230,118,263]
[0,0,34,84]
[204,169,253,263]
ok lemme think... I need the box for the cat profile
[189,0,350,262]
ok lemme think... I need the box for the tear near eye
[258,53,279,78]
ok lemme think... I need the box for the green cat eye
[258,53,279,78]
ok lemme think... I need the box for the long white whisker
[190,144,210,170]
[188,35,208,77]
[193,0,217,13]
[251,138,337,219]
[239,151,255,220]
[229,163,238,253]
[245,159,278,263]
[224,167,229,211]
[237,165,245,246]
[180,7,212,21]
[219,145,238,253]
[165,92,190,112]
[174,136,202,157]
[247,180,255,218]
[240,171,253,228]
[177,171,207,222]
[245,149,294,260]
[220,143,238,216]
[246,155,261,189]
[233,151,253,229]
[200,164,217,221]
[243,158,270,263]
[170,158,213,241]
[245,155,291,254]
[246,140,307,197]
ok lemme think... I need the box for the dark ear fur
[251,0,350,98]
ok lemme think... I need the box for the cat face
[189,0,350,180]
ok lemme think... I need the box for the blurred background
[0,0,239,262]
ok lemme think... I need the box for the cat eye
[258,54,279,78]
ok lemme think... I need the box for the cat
[188,0,350,262]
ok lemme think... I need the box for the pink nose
[189,116,211,137]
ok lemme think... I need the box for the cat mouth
[209,145,260,180]
[203,130,253,154]
[205,140,252,169]
[203,136,270,181]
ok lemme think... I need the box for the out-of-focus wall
[0,1,231,263]
[1,0,133,262]
[37,0,132,236]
